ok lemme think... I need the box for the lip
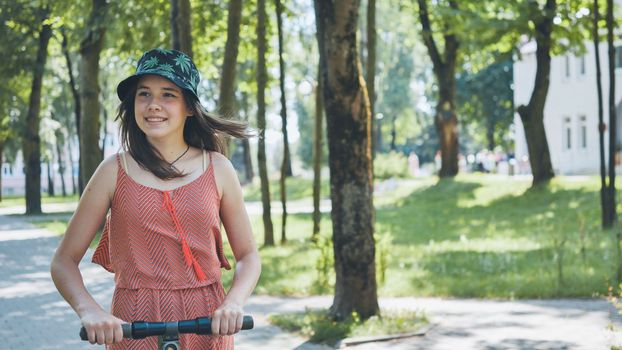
[144,116,168,122]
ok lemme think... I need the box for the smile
[145,117,167,122]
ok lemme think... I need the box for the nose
[147,100,162,112]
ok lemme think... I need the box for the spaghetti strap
[121,152,129,174]
[202,150,207,172]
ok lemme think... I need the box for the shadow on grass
[378,178,600,245]
[9,211,74,222]
[412,245,613,298]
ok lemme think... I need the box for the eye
[163,92,177,98]
[137,90,150,97]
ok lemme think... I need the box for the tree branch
[417,0,443,70]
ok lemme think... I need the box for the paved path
[2,207,622,349]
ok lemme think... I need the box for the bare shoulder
[210,151,235,173]
[210,151,240,196]
[82,154,119,201]
[99,153,120,172]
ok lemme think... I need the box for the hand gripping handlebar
[80,315,254,340]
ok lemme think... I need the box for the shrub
[374,151,411,180]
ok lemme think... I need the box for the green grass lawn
[18,174,620,299]
[241,177,330,202]
[222,174,620,299]
[0,193,79,208]
[269,308,428,346]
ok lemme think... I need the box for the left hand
[211,301,244,335]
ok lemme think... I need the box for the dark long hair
[116,84,250,180]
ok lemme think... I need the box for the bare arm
[212,153,261,335]
[50,156,124,345]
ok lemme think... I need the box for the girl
[50,48,261,349]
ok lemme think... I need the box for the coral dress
[92,151,233,350]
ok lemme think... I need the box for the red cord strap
[162,191,207,281]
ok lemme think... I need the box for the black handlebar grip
[80,324,132,341]
[242,315,254,330]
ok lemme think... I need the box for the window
[578,55,586,76]
[564,56,571,78]
[563,117,572,150]
[616,46,622,68]
[579,116,587,149]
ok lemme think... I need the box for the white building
[514,26,622,175]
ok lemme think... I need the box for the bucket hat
[116,48,201,101]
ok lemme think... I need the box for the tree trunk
[24,16,52,215]
[219,0,242,156]
[486,117,495,151]
[68,139,77,195]
[516,0,556,186]
[101,102,108,158]
[313,62,323,238]
[594,0,609,228]
[367,0,377,157]
[275,0,289,244]
[315,0,379,321]
[79,0,107,190]
[47,159,54,197]
[242,139,253,181]
[56,132,67,197]
[417,0,459,177]
[390,114,397,151]
[606,0,617,226]
[436,83,459,176]
[170,0,193,57]
[277,10,293,179]
[219,0,242,118]
[276,0,293,179]
[375,116,383,152]
[257,0,274,246]
[61,26,83,193]
[241,92,254,183]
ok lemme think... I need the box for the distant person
[50,49,261,349]
[408,152,420,177]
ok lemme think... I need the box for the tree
[257,0,274,246]
[313,63,323,238]
[315,0,379,320]
[515,0,556,186]
[416,0,460,177]
[593,0,609,228]
[275,0,291,244]
[79,0,107,190]
[366,0,377,156]
[219,0,242,118]
[456,60,514,151]
[240,91,254,183]
[60,25,82,194]
[0,2,37,202]
[376,32,415,152]
[605,0,617,227]
[170,0,193,57]
[23,7,52,214]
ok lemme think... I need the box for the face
[134,74,192,142]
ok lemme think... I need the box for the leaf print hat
[116,48,201,101]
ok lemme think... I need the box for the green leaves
[140,56,159,70]
[173,53,192,74]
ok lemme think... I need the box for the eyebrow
[137,85,181,93]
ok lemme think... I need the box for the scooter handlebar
[80,315,254,340]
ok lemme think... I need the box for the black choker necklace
[169,145,190,166]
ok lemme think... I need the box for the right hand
[80,308,125,345]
